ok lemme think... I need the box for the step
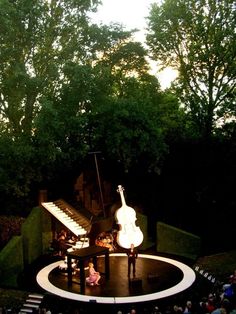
[28,294,44,299]
[26,299,41,304]
[23,303,39,308]
[20,309,33,313]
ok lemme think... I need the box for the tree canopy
[146,0,236,137]
[0,0,235,252]
[0,0,180,201]
[0,0,101,136]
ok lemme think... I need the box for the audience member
[183,300,192,314]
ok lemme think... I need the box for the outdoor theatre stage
[36,252,196,305]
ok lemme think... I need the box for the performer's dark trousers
[128,258,136,276]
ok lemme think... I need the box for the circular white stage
[36,253,196,304]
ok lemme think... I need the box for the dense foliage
[147,0,236,137]
[0,0,235,251]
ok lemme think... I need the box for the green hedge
[21,207,43,265]
[156,221,201,260]
[137,213,154,250]
[0,206,52,288]
[0,236,24,287]
[41,208,52,254]
[21,206,52,264]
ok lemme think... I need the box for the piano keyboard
[42,201,89,236]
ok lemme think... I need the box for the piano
[41,199,91,237]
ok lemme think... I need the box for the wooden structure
[66,245,110,294]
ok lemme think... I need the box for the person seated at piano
[58,229,67,256]
[67,233,76,244]
[86,262,101,286]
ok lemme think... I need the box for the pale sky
[89,0,178,89]
[90,0,158,41]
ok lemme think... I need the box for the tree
[85,40,182,173]
[0,0,101,137]
[146,0,236,137]
[39,37,183,176]
[32,26,140,171]
[0,0,105,201]
[0,0,184,204]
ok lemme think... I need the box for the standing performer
[127,243,138,277]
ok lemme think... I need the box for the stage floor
[37,253,195,304]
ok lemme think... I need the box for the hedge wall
[21,207,43,265]
[0,236,24,287]
[156,221,201,260]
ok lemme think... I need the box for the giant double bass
[115,185,143,249]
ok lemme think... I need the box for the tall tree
[39,36,183,175]
[0,0,184,202]
[0,0,107,200]
[146,0,236,137]
[0,0,100,136]
[33,25,138,169]
[85,40,183,173]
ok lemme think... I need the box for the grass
[194,249,236,282]
[0,288,29,309]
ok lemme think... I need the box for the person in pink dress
[86,262,101,285]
